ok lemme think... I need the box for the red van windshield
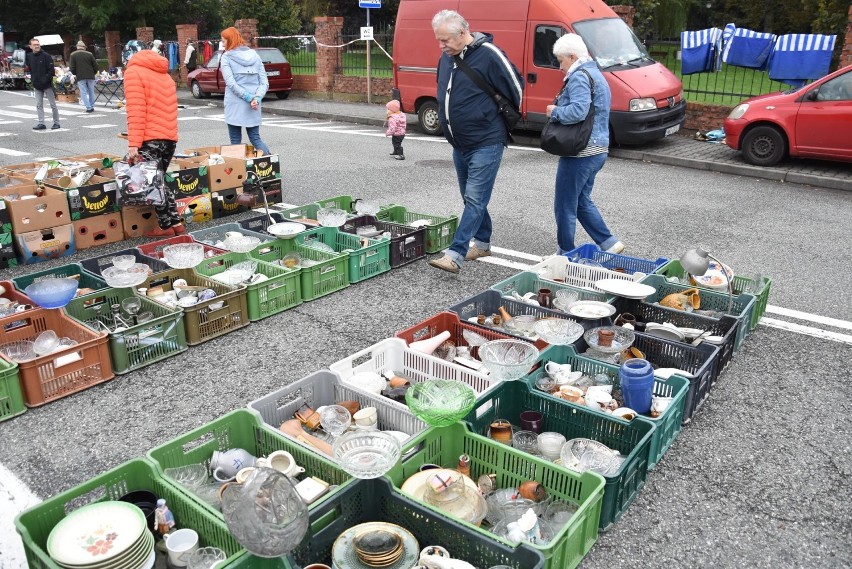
[574,18,651,70]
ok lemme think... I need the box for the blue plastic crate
[564,244,668,274]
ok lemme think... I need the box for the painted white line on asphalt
[0,120,21,124]
[0,109,38,119]
[478,255,537,271]
[0,133,16,137]
[34,156,56,161]
[82,124,117,129]
[0,147,29,156]
[0,461,41,567]
[765,305,852,331]
[489,246,545,262]
[10,105,85,117]
[177,116,211,121]
[760,317,852,344]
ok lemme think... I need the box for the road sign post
[358,0,380,103]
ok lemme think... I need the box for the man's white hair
[431,10,469,35]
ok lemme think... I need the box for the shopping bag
[113,159,165,206]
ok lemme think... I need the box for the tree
[221,0,301,38]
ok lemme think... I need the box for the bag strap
[553,68,595,104]
[453,54,501,102]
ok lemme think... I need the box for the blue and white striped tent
[722,28,775,69]
[768,34,837,87]
[680,28,722,75]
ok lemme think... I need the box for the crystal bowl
[478,339,540,381]
[24,278,79,308]
[317,207,348,227]
[111,254,137,270]
[162,243,205,269]
[267,222,306,238]
[533,318,584,345]
[0,340,36,361]
[560,438,624,477]
[223,235,262,253]
[404,379,476,427]
[332,430,402,479]
[583,326,635,354]
[101,264,150,288]
[510,314,538,335]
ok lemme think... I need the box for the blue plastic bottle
[619,358,654,414]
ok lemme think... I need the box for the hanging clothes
[203,41,213,64]
[185,44,197,71]
[168,43,179,70]
[722,28,775,70]
[768,34,836,87]
[680,28,722,75]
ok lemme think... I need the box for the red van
[392,0,685,144]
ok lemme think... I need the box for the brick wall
[105,31,121,68]
[684,102,732,132]
[841,5,852,69]
[235,19,258,47]
[314,17,344,93]
[136,27,154,45]
[293,75,318,91]
[333,76,393,98]
[611,5,635,29]
[176,24,198,87]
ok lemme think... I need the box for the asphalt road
[0,89,850,569]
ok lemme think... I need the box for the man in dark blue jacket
[428,9,523,274]
[25,38,61,130]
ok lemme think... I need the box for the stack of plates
[332,522,419,569]
[47,501,155,569]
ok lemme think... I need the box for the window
[533,26,564,68]
[257,49,288,64]
[815,71,852,102]
[206,53,220,67]
[574,18,650,70]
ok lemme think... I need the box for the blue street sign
[359,0,381,8]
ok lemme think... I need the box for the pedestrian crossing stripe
[0,147,30,156]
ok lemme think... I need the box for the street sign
[359,0,381,8]
[360,27,374,41]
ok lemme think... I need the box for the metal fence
[648,40,791,105]
[259,37,317,74]
[337,33,393,77]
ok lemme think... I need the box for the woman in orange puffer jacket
[124,49,184,237]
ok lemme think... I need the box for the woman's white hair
[553,33,590,59]
[431,10,469,35]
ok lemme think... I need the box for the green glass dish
[405,379,476,427]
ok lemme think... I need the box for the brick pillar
[136,27,154,45]
[840,5,852,69]
[105,31,121,68]
[611,5,636,29]
[315,16,344,93]
[235,19,258,47]
[176,24,199,87]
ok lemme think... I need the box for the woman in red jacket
[124,49,184,237]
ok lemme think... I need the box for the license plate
[665,124,680,137]
[266,71,280,76]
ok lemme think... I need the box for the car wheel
[418,100,443,136]
[191,81,208,99]
[741,125,786,166]
[275,91,290,100]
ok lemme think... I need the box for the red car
[188,47,293,100]
[724,65,852,166]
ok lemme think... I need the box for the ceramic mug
[519,410,544,434]
[353,407,378,427]
[163,528,200,567]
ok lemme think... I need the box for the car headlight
[629,98,657,112]
[728,103,749,120]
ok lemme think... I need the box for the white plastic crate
[529,255,646,290]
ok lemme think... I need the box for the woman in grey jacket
[220,27,271,154]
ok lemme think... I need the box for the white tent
[33,34,64,46]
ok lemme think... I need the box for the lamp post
[679,247,733,314]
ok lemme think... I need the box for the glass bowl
[354,200,380,215]
[404,379,476,427]
[101,264,150,288]
[478,339,539,381]
[533,318,584,345]
[162,243,205,269]
[186,547,227,569]
[0,340,36,361]
[281,252,301,269]
[23,278,79,308]
[510,314,538,335]
[267,222,306,238]
[553,289,579,311]
[111,254,137,270]
[332,430,402,479]
[316,207,348,227]
[583,326,635,354]
[223,235,262,253]
[560,438,624,477]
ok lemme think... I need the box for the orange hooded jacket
[124,50,178,149]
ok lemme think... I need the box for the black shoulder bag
[453,55,522,132]
[540,68,595,157]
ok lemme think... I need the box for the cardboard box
[121,206,159,239]
[66,153,123,168]
[0,186,72,233]
[47,176,121,220]
[0,199,11,233]
[244,178,283,207]
[14,224,75,265]
[165,158,210,198]
[0,174,34,188]
[183,146,247,192]
[176,194,213,224]
[246,153,281,183]
[211,188,250,219]
[0,161,50,177]
[0,242,17,269]
[72,212,123,250]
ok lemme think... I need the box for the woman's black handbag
[540,69,596,157]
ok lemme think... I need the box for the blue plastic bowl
[24,278,79,309]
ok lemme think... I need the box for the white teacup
[163,528,199,567]
[545,362,582,385]
[353,407,378,427]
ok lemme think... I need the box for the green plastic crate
[0,357,25,422]
[64,287,188,374]
[386,422,605,569]
[653,259,771,331]
[491,271,609,304]
[635,274,757,352]
[272,202,321,223]
[14,458,245,569]
[463,380,655,531]
[376,205,458,253]
[249,239,348,301]
[147,410,354,520]
[12,262,108,294]
[525,345,689,470]
[195,252,302,321]
[296,226,390,284]
[221,554,292,569]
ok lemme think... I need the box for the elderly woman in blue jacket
[545,33,623,256]
[220,27,271,155]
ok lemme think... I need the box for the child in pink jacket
[385,99,407,160]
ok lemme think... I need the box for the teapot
[211,448,257,482]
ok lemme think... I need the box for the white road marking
[178,116,211,121]
[765,305,852,332]
[10,105,85,117]
[82,124,117,129]
[0,132,16,137]
[478,255,538,271]
[34,156,56,161]
[0,147,29,156]
[0,461,41,567]
[0,120,21,124]
[0,109,38,119]
[490,246,546,262]
[760,317,852,345]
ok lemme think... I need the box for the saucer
[594,279,656,299]
[332,522,419,569]
[566,301,616,319]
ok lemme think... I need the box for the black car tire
[276,91,290,100]
[418,100,443,136]
[191,81,209,99]
[741,125,786,167]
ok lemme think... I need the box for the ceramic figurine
[153,498,176,536]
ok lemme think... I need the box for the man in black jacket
[25,38,60,130]
[428,10,523,274]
